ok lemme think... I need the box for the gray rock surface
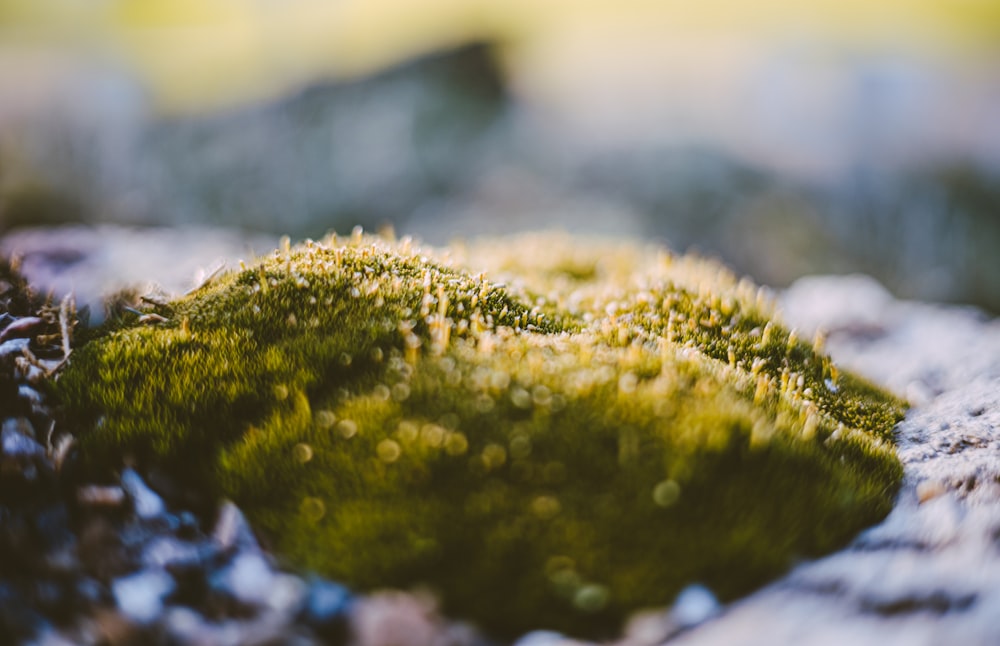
[670,274,1000,646]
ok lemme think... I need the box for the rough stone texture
[672,274,1000,646]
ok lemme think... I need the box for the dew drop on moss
[653,479,681,507]
[335,420,357,439]
[574,584,611,613]
[531,495,561,520]
[509,434,532,460]
[300,497,326,522]
[482,443,507,470]
[391,383,411,402]
[376,439,402,463]
[315,410,336,429]
[396,421,419,443]
[292,443,314,464]
[444,432,469,456]
[510,387,532,409]
[419,424,445,448]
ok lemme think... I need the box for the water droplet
[444,432,469,456]
[574,584,610,613]
[300,497,326,522]
[509,434,532,460]
[391,383,411,401]
[482,443,508,469]
[113,570,174,624]
[420,424,446,448]
[489,370,510,391]
[531,495,561,520]
[315,410,336,429]
[377,439,402,463]
[510,387,532,409]
[618,372,638,394]
[293,443,314,464]
[544,555,575,579]
[474,393,495,413]
[653,479,681,507]
[532,385,553,407]
[336,420,358,439]
[396,420,419,443]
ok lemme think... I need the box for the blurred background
[1,0,999,311]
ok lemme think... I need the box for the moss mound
[56,232,905,639]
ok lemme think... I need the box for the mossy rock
[56,232,906,639]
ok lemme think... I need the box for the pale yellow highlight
[1,0,998,112]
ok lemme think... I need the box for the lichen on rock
[55,231,906,639]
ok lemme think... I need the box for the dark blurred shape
[0,43,507,239]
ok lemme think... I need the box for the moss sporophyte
[55,232,906,639]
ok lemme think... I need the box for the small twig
[124,306,169,325]
[59,293,74,361]
[140,294,168,308]
[186,262,226,295]
[50,433,75,472]
[21,341,69,378]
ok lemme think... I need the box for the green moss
[56,232,906,639]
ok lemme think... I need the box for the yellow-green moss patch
[56,232,905,639]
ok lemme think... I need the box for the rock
[350,591,452,646]
[2,421,43,458]
[120,468,166,520]
[671,276,1000,645]
[0,316,46,343]
[216,552,276,608]
[2,415,35,440]
[212,501,260,553]
[266,573,308,615]
[670,585,720,629]
[76,517,135,582]
[111,569,175,624]
[17,384,45,407]
[30,626,79,646]
[300,578,352,641]
[141,536,203,570]
[780,275,1000,399]
[88,607,147,645]
[1,417,47,484]
[76,485,127,508]
[175,511,201,541]
[621,610,675,646]
[0,582,44,643]
[162,606,211,644]
[514,631,576,646]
